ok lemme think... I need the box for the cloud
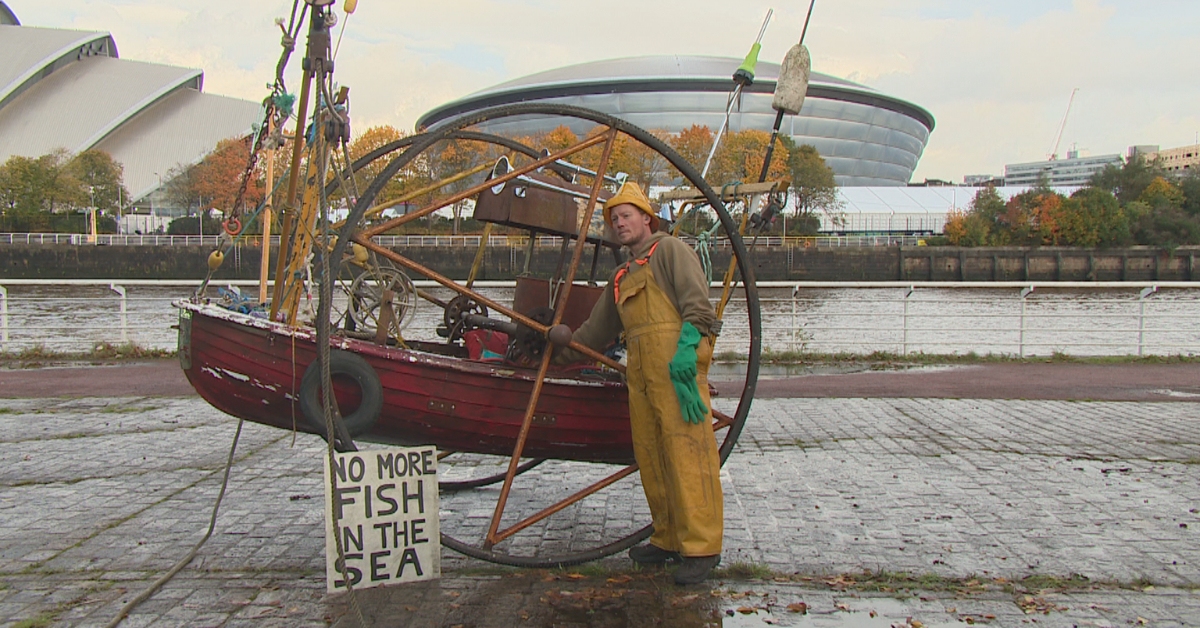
[9,0,1200,183]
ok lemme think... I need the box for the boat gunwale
[174,299,622,388]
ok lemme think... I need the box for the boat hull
[177,302,635,463]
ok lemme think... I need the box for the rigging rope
[103,420,246,628]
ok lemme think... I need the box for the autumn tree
[705,129,790,188]
[668,125,714,177]
[1056,188,1130,248]
[784,139,840,224]
[539,125,580,153]
[943,187,1007,246]
[189,136,263,214]
[0,149,130,232]
[68,149,128,214]
[429,139,495,233]
[1130,176,1200,247]
[343,124,408,207]
[1178,171,1200,217]
[609,130,673,189]
[1089,154,1167,204]
[944,187,1003,246]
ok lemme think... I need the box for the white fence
[0,280,1197,358]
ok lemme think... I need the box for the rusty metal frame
[483,128,619,549]
[487,408,735,543]
[358,133,609,239]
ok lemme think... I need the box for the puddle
[1150,388,1200,398]
[720,597,962,627]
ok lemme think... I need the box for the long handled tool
[700,8,774,179]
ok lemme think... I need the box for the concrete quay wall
[1,243,1198,282]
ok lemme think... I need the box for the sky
[8,0,1200,184]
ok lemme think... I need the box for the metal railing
[0,280,1196,358]
[758,281,1200,357]
[0,232,927,248]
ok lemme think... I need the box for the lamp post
[87,185,97,244]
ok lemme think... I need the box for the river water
[1,283,1198,358]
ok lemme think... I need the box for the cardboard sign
[324,447,440,591]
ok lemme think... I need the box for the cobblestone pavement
[2,395,1200,627]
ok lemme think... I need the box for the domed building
[0,1,261,213]
[417,55,935,186]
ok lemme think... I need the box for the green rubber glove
[669,322,708,423]
[672,377,709,424]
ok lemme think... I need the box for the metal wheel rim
[331,104,761,567]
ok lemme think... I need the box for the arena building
[0,1,261,213]
[417,55,935,187]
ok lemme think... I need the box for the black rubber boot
[673,554,721,585]
[628,544,681,565]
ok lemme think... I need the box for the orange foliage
[192,137,263,213]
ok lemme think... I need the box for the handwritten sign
[324,447,440,591]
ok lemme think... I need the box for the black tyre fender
[299,349,383,439]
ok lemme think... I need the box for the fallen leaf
[870,610,878,617]
[403,605,417,611]
[786,602,808,614]
[835,602,850,611]
[737,606,757,614]
[671,594,700,607]
[912,621,924,628]
[565,573,587,580]
[606,575,632,584]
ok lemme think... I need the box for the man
[560,182,723,585]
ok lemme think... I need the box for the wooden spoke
[483,128,619,549]
[493,463,638,543]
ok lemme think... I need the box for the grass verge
[0,342,174,367]
[715,348,1200,366]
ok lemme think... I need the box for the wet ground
[4,358,1200,401]
[2,362,1200,626]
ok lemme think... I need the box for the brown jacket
[567,231,716,358]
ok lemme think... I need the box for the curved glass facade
[419,56,935,187]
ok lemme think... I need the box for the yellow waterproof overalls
[616,253,723,557]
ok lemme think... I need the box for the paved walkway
[2,367,1200,626]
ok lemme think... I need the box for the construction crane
[1048,87,1078,161]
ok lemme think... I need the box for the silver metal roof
[95,88,263,199]
[420,55,934,132]
[477,55,873,97]
[0,23,261,203]
[0,1,18,26]
[417,55,935,186]
[0,25,117,110]
[0,55,201,161]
